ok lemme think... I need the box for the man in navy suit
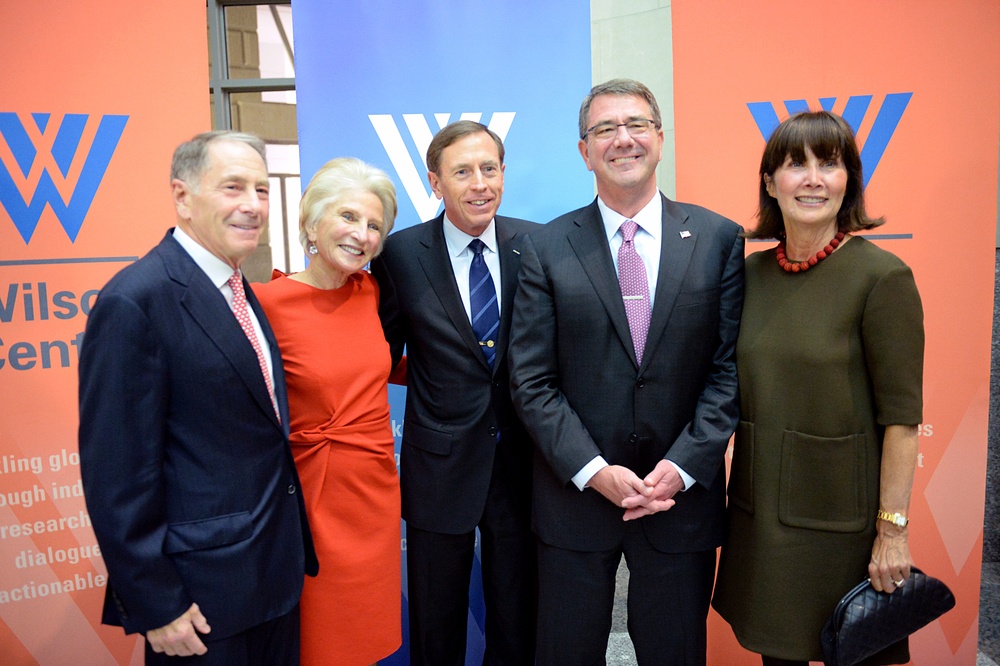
[79,131,317,665]
[371,121,538,665]
[509,79,744,665]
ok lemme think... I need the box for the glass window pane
[265,144,302,274]
[224,6,262,80]
[229,91,296,143]
[257,5,296,104]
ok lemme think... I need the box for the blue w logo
[0,112,128,243]
[747,94,912,187]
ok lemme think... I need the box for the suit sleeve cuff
[572,456,608,491]
[667,460,695,491]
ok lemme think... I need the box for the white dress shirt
[441,217,502,321]
[571,195,695,492]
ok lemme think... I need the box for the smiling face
[578,93,663,211]
[307,189,384,283]
[428,131,504,237]
[765,146,848,232]
[172,139,269,269]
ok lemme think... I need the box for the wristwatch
[877,510,909,528]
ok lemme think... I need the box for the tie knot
[620,220,639,242]
[469,238,486,256]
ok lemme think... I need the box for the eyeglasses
[583,119,658,141]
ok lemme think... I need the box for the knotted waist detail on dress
[289,415,394,458]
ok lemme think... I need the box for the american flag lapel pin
[680,230,691,239]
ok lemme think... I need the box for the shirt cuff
[668,460,695,491]
[572,456,608,491]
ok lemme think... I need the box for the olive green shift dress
[712,237,924,662]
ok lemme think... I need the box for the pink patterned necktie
[618,220,651,364]
[228,271,279,420]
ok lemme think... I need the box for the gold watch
[877,510,908,528]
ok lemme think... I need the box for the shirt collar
[442,216,498,258]
[172,226,241,288]
[597,194,662,242]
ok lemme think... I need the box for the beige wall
[590,0,675,200]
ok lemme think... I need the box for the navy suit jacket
[509,195,744,552]
[370,214,538,534]
[78,231,317,640]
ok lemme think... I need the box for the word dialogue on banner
[0,445,104,606]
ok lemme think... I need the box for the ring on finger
[893,578,904,587]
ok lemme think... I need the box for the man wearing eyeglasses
[509,79,744,665]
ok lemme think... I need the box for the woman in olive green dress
[712,110,924,666]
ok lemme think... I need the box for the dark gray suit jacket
[79,231,317,640]
[371,214,538,534]
[509,195,744,552]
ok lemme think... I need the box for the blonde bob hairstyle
[298,157,398,255]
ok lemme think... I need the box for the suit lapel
[160,234,282,429]
[567,201,636,365]
[494,216,522,372]
[643,195,696,369]
[416,215,489,368]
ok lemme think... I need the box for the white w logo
[369,113,515,221]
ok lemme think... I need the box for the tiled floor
[606,559,1000,665]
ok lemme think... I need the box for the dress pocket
[778,430,868,532]
[728,420,754,514]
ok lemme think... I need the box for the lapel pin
[512,249,520,255]
[680,230,691,239]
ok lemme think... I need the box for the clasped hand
[589,460,682,521]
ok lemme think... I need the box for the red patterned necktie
[618,220,651,364]
[228,271,279,420]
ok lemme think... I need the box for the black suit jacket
[509,195,744,552]
[371,214,538,534]
[78,231,317,640]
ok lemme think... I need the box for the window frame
[207,0,294,130]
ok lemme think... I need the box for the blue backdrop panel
[293,2,592,663]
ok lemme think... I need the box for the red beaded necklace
[775,231,845,273]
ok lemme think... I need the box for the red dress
[254,271,401,665]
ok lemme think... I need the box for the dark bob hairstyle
[748,110,884,240]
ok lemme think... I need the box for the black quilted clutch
[820,567,956,666]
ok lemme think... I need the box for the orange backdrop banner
[671,1,1000,664]
[0,2,208,664]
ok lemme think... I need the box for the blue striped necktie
[468,238,500,368]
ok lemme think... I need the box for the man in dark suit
[371,120,537,665]
[509,79,744,665]
[79,131,317,665]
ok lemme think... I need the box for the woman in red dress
[254,157,400,665]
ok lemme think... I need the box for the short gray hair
[578,79,662,139]
[170,130,267,189]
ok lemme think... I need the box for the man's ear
[172,179,192,219]
[428,171,443,200]
[578,139,594,172]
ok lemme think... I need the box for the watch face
[879,511,907,527]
